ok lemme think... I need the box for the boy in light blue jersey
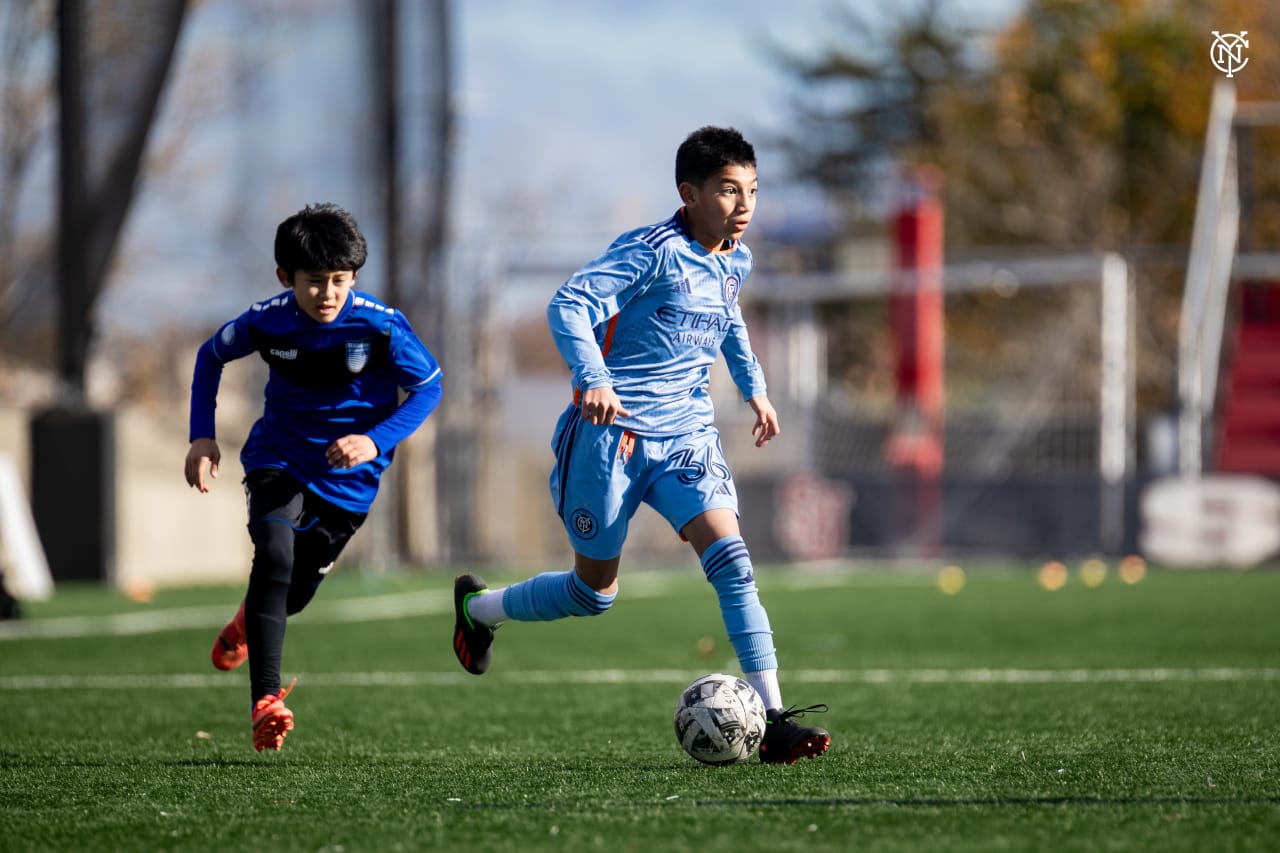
[452,127,829,764]
[186,203,442,751]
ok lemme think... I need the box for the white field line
[2,667,1279,691]
[0,590,455,641]
[0,570,884,643]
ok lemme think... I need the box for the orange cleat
[251,678,296,752]
[211,601,248,671]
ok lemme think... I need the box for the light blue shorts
[549,405,739,560]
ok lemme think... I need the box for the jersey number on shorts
[669,446,731,485]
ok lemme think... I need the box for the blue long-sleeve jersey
[189,289,442,513]
[547,209,767,436]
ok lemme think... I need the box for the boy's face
[277,267,356,324]
[679,164,757,250]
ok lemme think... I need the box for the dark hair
[675,126,756,188]
[273,203,368,276]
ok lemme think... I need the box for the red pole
[885,167,945,557]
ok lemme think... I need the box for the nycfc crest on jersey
[722,275,741,310]
[346,339,372,373]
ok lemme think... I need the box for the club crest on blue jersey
[570,508,598,539]
[722,275,741,309]
[346,339,372,373]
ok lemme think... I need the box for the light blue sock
[701,535,777,672]
[501,569,616,622]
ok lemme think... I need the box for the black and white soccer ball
[673,673,766,766]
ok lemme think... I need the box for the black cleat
[452,573,496,675]
[759,704,831,764]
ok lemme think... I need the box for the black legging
[243,468,365,702]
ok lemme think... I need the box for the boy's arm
[188,336,225,444]
[359,380,442,462]
[578,384,631,426]
[721,309,777,447]
[185,437,221,492]
[546,239,657,394]
[747,395,781,447]
[720,310,768,402]
[352,314,443,463]
[186,318,254,491]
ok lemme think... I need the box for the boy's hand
[327,434,378,469]
[747,396,781,447]
[580,386,632,426]
[185,438,221,492]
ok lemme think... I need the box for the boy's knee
[701,536,756,593]
[250,519,294,577]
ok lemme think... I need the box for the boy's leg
[246,487,361,752]
[648,428,830,763]
[503,554,619,621]
[681,510,780,704]
[464,553,620,628]
[453,555,619,675]
[242,469,307,703]
[210,485,359,673]
[647,429,778,695]
[286,495,366,616]
[453,413,635,674]
[683,511,831,764]
[490,413,634,625]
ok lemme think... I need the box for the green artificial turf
[1,565,1277,851]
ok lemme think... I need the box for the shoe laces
[254,677,297,716]
[771,703,829,724]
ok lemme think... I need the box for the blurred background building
[1,0,1278,591]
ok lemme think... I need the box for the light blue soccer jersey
[189,289,442,513]
[547,209,767,436]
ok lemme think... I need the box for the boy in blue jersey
[451,127,830,764]
[185,203,442,751]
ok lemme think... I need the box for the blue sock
[701,536,777,672]
[502,569,616,622]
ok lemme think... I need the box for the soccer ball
[673,673,766,766]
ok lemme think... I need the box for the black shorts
[244,467,367,574]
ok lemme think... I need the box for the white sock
[465,587,508,626]
[745,668,782,711]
